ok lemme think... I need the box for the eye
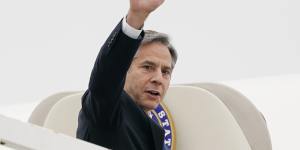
[143,65,152,70]
[162,69,171,76]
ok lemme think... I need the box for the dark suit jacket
[76,20,165,150]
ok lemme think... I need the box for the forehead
[134,42,172,67]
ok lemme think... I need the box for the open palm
[130,0,165,13]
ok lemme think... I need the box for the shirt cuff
[122,17,143,39]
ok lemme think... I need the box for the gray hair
[141,30,178,69]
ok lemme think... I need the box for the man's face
[124,42,173,112]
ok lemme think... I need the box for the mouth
[145,90,161,100]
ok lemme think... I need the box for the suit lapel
[123,91,165,150]
[149,118,165,150]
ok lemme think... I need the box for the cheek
[129,69,153,89]
[162,80,171,92]
[131,72,147,88]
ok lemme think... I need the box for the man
[76,0,177,149]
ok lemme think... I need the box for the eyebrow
[142,60,156,66]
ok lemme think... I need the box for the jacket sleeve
[81,19,144,127]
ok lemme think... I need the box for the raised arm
[82,0,165,125]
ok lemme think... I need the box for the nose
[150,69,163,85]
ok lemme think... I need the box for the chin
[141,102,159,111]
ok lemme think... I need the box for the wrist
[127,10,149,29]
